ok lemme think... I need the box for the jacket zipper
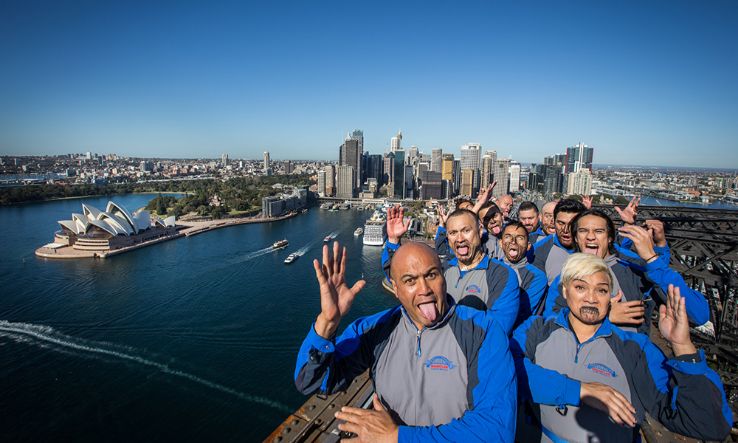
[416,329,422,357]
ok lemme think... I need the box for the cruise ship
[362,211,386,246]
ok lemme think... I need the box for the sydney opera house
[37,201,178,258]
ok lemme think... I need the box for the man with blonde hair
[511,253,732,442]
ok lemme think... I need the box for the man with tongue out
[295,241,517,442]
[541,209,710,333]
[383,206,520,335]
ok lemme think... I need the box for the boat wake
[0,320,290,413]
[230,246,276,264]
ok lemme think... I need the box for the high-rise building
[263,151,270,170]
[285,160,293,174]
[347,130,364,186]
[419,170,442,200]
[405,164,414,199]
[460,143,482,193]
[453,160,461,197]
[509,161,521,193]
[324,164,336,197]
[363,153,383,186]
[441,154,455,181]
[460,169,475,197]
[493,159,511,197]
[543,165,563,195]
[481,150,496,188]
[317,170,327,197]
[221,153,229,166]
[383,152,394,189]
[392,150,405,198]
[565,142,594,174]
[390,131,402,152]
[567,169,593,195]
[340,138,361,190]
[336,165,355,199]
[431,148,443,172]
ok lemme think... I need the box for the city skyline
[1,1,737,168]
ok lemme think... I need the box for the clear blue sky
[1,0,737,167]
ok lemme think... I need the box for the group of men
[294,193,733,442]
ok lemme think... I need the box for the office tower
[324,164,336,197]
[460,143,482,193]
[543,165,563,195]
[221,153,229,166]
[263,151,270,170]
[565,142,594,174]
[441,154,455,181]
[340,138,361,190]
[431,149,443,172]
[336,165,355,199]
[419,170,442,200]
[317,170,327,196]
[481,150,496,188]
[391,131,402,152]
[407,146,419,165]
[493,159,511,197]
[567,169,593,195]
[392,150,405,198]
[460,169,475,197]
[509,161,521,193]
[364,153,383,186]
[285,160,293,174]
[453,160,461,197]
[383,152,394,189]
[347,130,364,186]
[405,164,414,199]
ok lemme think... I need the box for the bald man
[295,241,517,442]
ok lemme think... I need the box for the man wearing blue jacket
[295,241,517,442]
[541,209,710,331]
[530,199,586,283]
[511,253,732,442]
[383,206,520,334]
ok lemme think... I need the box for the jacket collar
[448,254,490,276]
[553,234,577,254]
[554,308,613,341]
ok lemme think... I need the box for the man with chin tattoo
[511,253,732,443]
[382,206,520,335]
[295,241,517,442]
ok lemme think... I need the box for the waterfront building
[493,158,511,197]
[340,138,361,191]
[567,168,593,195]
[336,165,356,199]
[324,164,336,197]
[317,170,327,197]
[460,143,481,194]
[431,148,442,172]
[262,188,308,217]
[509,161,521,193]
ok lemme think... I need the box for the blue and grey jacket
[435,225,505,260]
[503,257,548,327]
[528,224,546,244]
[529,234,577,284]
[383,242,520,334]
[511,310,732,442]
[294,300,517,442]
[541,254,710,330]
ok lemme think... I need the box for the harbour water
[0,195,395,441]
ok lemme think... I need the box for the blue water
[0,195,395,441]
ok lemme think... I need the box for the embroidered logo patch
[425,356,456,371]
[465,284,481,295]
[587,363,617,378]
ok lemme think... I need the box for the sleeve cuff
[398,426,413,441]
[386,241,400,251]
[307,323,335,354]
[667,349,708,375]
[644,256,668,272]
[563,377,581,406]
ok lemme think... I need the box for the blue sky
[1,0,737,167]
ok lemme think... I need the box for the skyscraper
[324,164,336,197]
[493,159,510,197]
[317,170,327,197]
[347,130,364,187]
[509,161,521,193]
[460,143,482,194]
[263,151,270,170]
[392,150,405,199]
[481,150,496,188]
[390,131,402,152]
[336,165,355,199]
[431,148,443,172]
[567,169,593,195]
[221,153,229,166]
[565,142,594,174]
[460,169,475,197]
[340,138,361,191]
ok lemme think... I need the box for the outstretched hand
[386,205,410,243]
[472,182,496,214]
[313,242,366,339]
[658,285,697,357]
[615,196,639,225]
[335,394,398,443]
[437,205,449,228]
[581,195,593,210]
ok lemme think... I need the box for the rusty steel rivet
[292,419,299,426]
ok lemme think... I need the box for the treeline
[0,175,313,208]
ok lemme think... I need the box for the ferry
[354,227,363,236]
[323,233,338,242]
[284,253,298,264]
[272,239,288,249]
[363,211,386,246]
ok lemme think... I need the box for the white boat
[363,211,386,246]
[284,253,298,264]
[272,239,288,249]
[354,227,363,236]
